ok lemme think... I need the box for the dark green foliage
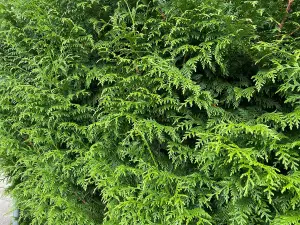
[0,0,300,224]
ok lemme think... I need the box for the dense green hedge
[0,0,300,224]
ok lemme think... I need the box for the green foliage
[0,0,300,224]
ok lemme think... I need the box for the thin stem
[279,0,294,31]
[289,26,300,36]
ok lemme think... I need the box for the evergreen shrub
[0,0,300,224]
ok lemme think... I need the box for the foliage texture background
[0,0,300,224]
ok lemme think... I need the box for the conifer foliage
[0,0,300,224]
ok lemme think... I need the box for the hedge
[0,0,300,224]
